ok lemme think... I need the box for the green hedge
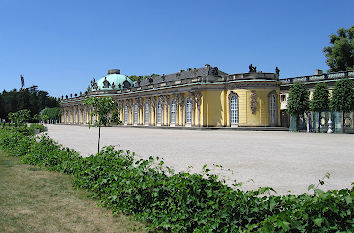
[28,123,45,133]
[0,128,352,232]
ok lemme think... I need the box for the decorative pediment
[228,91,238,101]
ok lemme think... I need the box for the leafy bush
[0,128,352,232]
[29,123,45,133]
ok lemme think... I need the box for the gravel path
[46,125,354,195]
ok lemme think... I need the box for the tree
[0,95,4,120]
[41,107,62,123]
[330,78,354,132]
[8,109,31,126]
[287,82,310,130]
[83,97,121,153]
[323,26,354,72]
[0,86,60,121]
[310,83,330,132]
[128,74,160,82]
[311,83,330,112]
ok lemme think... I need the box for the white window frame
[186,97,192,126]
[170,99,176,126]
[230,95,239,126]
[157,101,162,125]
[144,102,150,125]
[124,105,128,125]
[134,103,138,125]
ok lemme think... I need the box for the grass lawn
[0,153,145,233]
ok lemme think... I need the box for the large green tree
[0,86,59,121]
[311,83,330,112]
[330,78,354,132]
[41,107,62,123]
[330,78,354,112]
[83,97,121,153]
[287,82,310,130]
[323,26,354,72]
[310,83,330,132]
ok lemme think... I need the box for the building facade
[279,70,354,127]
[61,65,281,127]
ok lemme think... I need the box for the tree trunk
[98,126,101,153]
[318,112,321,133]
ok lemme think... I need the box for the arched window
[134,103,138,125]
[144,102,150,125]
[186,98,192,124]
[170,99,176,124]
[124,105,128,124]
[230,94,239,126]
[157,101,162,124]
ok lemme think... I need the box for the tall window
[230,95,239,125]
[157,101,162,124]
[134,103,138,124]
[124,105,128,124]
[170,99,176,124]
[186,98,192,124]
[269,94,277,126]
[144,102,150,124]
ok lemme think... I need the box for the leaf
[269,199,276,211]
[313,218,323,227]
[344,195,352,204]
[308,184,315,191]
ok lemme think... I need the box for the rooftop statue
[103,77,111,88]
[123,79,132,88]
[249,64,257,73]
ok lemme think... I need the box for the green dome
[93,70,134,91]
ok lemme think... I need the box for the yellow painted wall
[63,84,281,127]
[224,89,280,127]
[201,90,225,127]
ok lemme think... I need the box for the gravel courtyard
[47,125,353,195]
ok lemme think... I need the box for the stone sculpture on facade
[250,90,258,114]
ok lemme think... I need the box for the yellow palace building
[60,65,280,127]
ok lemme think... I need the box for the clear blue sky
[0,0,353,97]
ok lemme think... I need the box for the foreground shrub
[0,128,352,232]
[29,123,45,133]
